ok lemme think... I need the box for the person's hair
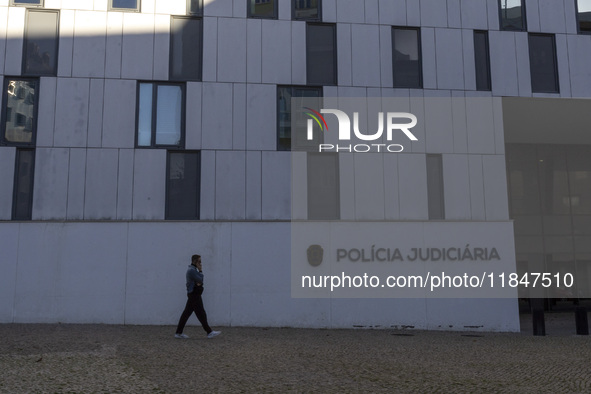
[191,254,201,264]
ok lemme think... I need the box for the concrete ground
[0,311,589,393]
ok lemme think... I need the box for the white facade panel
[201,82,233,150]
[245,151,262,220]
[435,28,464,90]
[102,79,136,149]
[336,22,352,87]
[555,34,572,98]
[378,0,406,26]
[468,155,486,220]
[409,93,427,153]
[421,28,437,89]
[466,97,496,154]
[155,0,185,15]
[486,0,500,30]
[489,31,519,97]
[117,149,134,220]
[567,35,591,97]
[66,148,86,220]
[246,19,262,83]
[84,148,118,220]
[565,0,578,35]
[132,149,166,220]
[514,32,532,97]
[0,147,15,220]
[217,18,247,83]
[482,155,510,220]
[36,77,57,148]
[407,0,421,26]
[261,20,291,84]
[0,223,18,322]
[87,79,105,148]
[94,0,107,11]
[277,0,290,20]
[443,154,471,220]
[203,0,233,17]
[451,92,469,153]
[365,0,379,24]
[215,151,246,220]
[233,83,247,149]
[246,83,276,150]
[54,78,90,148]
[233,0,247,18]
[425,93,454,153]
[379,25,393,88]
[337,152,354,220]
[538,0,567,34]
[57,9,75,77]
[323,0,337,22]
[351,24,381,88]
[185,82,203,149]
[526,0,541,32]
[62,0,93,10]
[0,6,7,75]
[121,13,154,80]
[261,151,290,220]
[200,150,216,220]
[141,0,156,14]
[4,6,24,75]
[105,11,123,79]
[398,154,428,220]
[420,0,448,28]
[202,17,218,82]
[32,148,69,220]
[291,20,306,85]
[336,0,365,24]
[461,30,476,91]
[460,0,488,30]
[383,153,400,220]
[153,14,170,81]
[449,0,463,32]
[354,153,385,220]
[72,11,107,78]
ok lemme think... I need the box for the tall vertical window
[499,0,526,31]
[248,0,277,19]
[23,10,59,76]
[109,0,140,11]
[426,154,444,220]
[307,153,339,220]
[13,149,35,221]
[170,17,202,81]
[187,0,203,16]
[392,27,422,89]
[166,151,200,220]
[306,23,337,86]
[528,34,559,93]
[293,0,321,20]
[277,86,322,151]
[474,30,491,91]
[576,0,591,33]
[1,79,39,146]
[10,0,44,6]
[137,82,185,148]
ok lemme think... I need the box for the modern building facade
[1,0,590,331]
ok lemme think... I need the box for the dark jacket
[186,264,204,293]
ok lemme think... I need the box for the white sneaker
[207,331,221,339]
[175,333,189,339]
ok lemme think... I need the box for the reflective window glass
[306,24,336,86]
[499,0,526,31]
[248,0,277,18]
[474,30,491,91]
[2,79,38,146]
[277,86,322,151]
[13,149,35,221]
[528,34,559,93]
[392,27,422,88]
[167,151,200,220]
[170,17,202,81]
[23,10,59,76]
[137,82,185,148]
[110,0,139,10]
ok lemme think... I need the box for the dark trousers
[176,286,212,334]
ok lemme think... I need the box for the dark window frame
[498,0,527,31]
[575,0,591,34]
[392,26,423,89]
[474,30,492,91]
[165,150,201,220]
[22,9,60,77]
[292,0,322,21]
[247,0,278,19]
[306,22,338,86]
[277,85,323,152]
[169,16,203,82]
[528,33,560,94]
[187,0,203,16]
[135,81,187,149]
[12,148,35,221]
[108,0,140,12]
[9,0,44,7]
[1,77,40,147]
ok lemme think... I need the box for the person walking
[175,254,221,339]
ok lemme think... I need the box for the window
[109,0,140,11]
[277,86,322,151]
[248,0,277,19]
[307,153,339,220]
[293,0,321,20]
[306,23,337,86]
[23,10,59,76]
[576,0,591,33]
[392,27,422,89]
[10,0,43,6]
[170,17,202,81]
[12,149,35,221]
[166,151,200,220]
[528,34,559,93]
[474,30,491,91]
[499,0,526,31]
[1,79,39,146]
[426,154,444,220]
[137,82,185,148]
[187,0,203,16]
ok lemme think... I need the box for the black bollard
[532,309,545,336]
[575,307,589,336]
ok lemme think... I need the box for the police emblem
[307,244,323,267]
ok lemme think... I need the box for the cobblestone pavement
[0,313,589,393]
